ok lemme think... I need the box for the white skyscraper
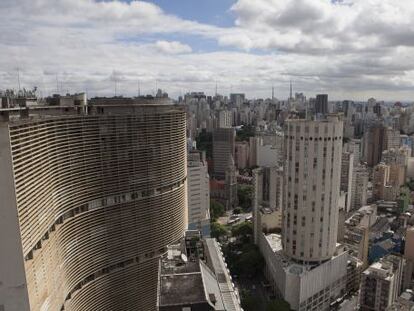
[218,110,232,128]
[187,150,211,236]
[283,115,343,262]
[341,151,354,212]
[256,115,350,311]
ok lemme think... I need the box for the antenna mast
[137,80,141,97]
[56,74,59,94]
[17,68,21,91]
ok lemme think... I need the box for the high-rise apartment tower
[0,96,187,311]
[283,115,343,263]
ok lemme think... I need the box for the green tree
[211,222,228,239]
[236,125,256,142]
[195,130,213,159]
[210,200,225,222]
[240,290,261,311]
[238,244,264,276]
[231,222,253,238]
[233,207,241,215]
[406,179,414,191]
[238,185,253,211]
[266,299,291,311]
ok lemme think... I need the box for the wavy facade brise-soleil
[9,109,187,310]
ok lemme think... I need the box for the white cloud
[0,0,413,100]
[154,41,192,54]
[228,0,414,53]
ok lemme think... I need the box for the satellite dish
[181,253,188,263]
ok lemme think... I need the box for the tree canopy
[210,222,228,239]
[236,125,256,142]
[196,129,212,159]
[210,200,225,222]
[231,222,253,239]
[266,299,291,311]
[238,185,253,211]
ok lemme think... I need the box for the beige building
[363,123,386,167]
[341,151,354,212]
[252,166,283,244]
[360,255,405,311]
[187,150,210,236]
[403,227,414,289]
[218,109,232,128]
[384,127,401,151]
[256,115,352,311]
[235,141,249,169]
[351,164,369,210]
[212,127,235,179]
[283,115,343,262]
[0,97,187,311]
[373,163,391,200]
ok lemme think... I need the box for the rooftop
[158,237,241,310]
[159,272,206,306]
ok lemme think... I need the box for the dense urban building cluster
[2,87,414,311]
[182,88,414,311]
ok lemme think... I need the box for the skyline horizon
[1,0,414,102]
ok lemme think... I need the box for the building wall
[351,165,369,211]
[212,128,235,179]
[283,116,343,262]
[248,136,260,167]
[258,233,348,311]
[363,125,385,167]
[253,167,283,243]
[341,151,354,212]
[218,110,232,128]
[257,144,279,167]
[3,107,187,311]
[235,142,249,169]
[0,124,31,311]
[188,152,210,235]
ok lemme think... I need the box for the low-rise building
[360,254,405,311]
[157,234,241,311]
[258,233,349,311]
[187,150,211,236]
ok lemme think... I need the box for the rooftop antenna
[110,70,119,96]
[289,80,293,100]
[17,67,21,91]
[137,80,141,97]
[306,101,308,120]
[215,81,218,96]
[272,85,274,100]
[56,74,59,94]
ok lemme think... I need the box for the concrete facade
[259,233,348,311]
[187,151,210,236]
[0,99,188,311]
[212,128,235,179]
[283,116,343,262]
[253,167,283,243]
[0,124,30,311]
[341,151,354,212]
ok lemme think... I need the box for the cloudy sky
[1,0,414,101]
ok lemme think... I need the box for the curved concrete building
[283,115,343,263]
[0,97,187,311]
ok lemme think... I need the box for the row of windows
[286,135,342,141]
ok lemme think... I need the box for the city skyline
[1,0,414,101]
